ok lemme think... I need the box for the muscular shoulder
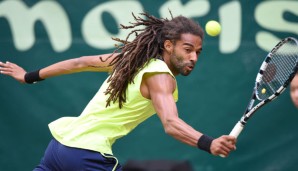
[141,73,176,99]
[137,59,177,99]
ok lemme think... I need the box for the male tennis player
[0,13,236,171]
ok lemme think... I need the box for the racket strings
[257,38,298,100]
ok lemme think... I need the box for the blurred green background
[1,0,298,170]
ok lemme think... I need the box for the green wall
[1,0,298,170]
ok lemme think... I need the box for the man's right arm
[143,72,236,156]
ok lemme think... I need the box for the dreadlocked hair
[103,12,204,108]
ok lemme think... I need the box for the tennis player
[0,13,236,171]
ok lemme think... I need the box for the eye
[185,49,191,53]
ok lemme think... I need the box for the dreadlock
[102,12,204,108]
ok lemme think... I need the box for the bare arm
[143,73,236,156]
[0,53,118,83]
[39,53,117,78]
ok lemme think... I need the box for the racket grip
[229,121,244,138]
[219,122,244,158]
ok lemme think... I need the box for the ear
[164,40,173,53]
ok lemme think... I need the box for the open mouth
[187,65,194,70]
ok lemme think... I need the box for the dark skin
[142,33,236,156]
[0,33,236,156]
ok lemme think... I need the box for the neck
[162,52,179,76]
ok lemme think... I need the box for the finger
[0,62,7,68]
[217,142,236,156]
[223,142,236,151]
[213,142,232,156]
[221,144,232,153]
[0,66,12,71]
[217,149,229,157]
[224,135,237,141]
[222,136,237,148]
[223,140,236,149]
[0,62,13,69]
[218,145,234,157]
[0,63,14,73]
[0,70,13,76]
[8,62,19,68]
[5,61,14,68]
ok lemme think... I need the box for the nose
[190,52,198,63]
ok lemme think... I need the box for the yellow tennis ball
[261,88,266,94]
[205,20,221,37]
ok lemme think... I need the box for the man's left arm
[0,53,118,83]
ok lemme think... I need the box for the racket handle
[229,121,244,138]
[219,122,244,158]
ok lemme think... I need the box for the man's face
[168,33,202,76]
[290,75,298,108]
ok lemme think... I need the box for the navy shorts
[34,139,122,171]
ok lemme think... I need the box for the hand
[210,135,237,157]
[0,61,26,83]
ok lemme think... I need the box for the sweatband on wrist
[197,134,214,153]
[24,69,44,84]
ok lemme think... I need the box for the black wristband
[24,69,44,84]
[197,134,214,153]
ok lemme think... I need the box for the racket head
[255,37,298,100]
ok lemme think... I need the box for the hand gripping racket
[220,37,298,157]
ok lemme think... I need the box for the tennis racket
[220,37,298,157]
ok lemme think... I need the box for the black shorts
[34,139,122,171]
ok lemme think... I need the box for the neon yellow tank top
[48,59,178,154]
